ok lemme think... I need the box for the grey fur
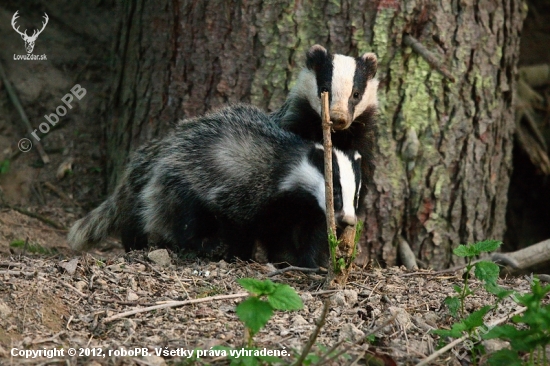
[68,104,361,267]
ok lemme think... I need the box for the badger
[68,104,361,267]
[271,44,379,217]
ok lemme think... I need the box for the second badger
[68,104,362,267]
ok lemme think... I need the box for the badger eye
[353,91,360,99]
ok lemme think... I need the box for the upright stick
[321,92,335,235]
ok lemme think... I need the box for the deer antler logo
[11,11,49,54]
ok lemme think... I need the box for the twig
[294,299,330,366]
[103,292,249,323]
[314,340,344,365]
[321,91,335,235]
[400,259,485,277]
[403,34,455,82]
[322,343,357,366]
[2,203,66,230]
[43,182,81,207]
[0,270,36,276]
[0,262,24,268]
[365,313,398,338]
[267,266,327,277]
[0,60,50,164]
[54,278,88,298]
[310,289,340,296]
[31,331,65,345]
[132,258,171,279]
[321,91,336,286]
[416,306,527,366]
[95,297,156,307]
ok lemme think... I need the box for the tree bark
[108,0,525,269]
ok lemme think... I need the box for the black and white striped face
[280,145,361,229]
[331,148,362,227]
[292,44,379,130]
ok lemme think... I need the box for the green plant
[0,159,9,174]
[10,239,54,255]
[433,240,513,365]
[328,221,363,274]
[237,278,303,345]
[447,240,503,318]
[432,305,493,364]
[483,278,550,366]
[328,229,341,273]
[213,278,302,365]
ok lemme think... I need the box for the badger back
[169,104,311,222]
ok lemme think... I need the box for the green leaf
[482,324,521,340]
[256,355,284,363]
[453,244,477,257]
[472,240,502,254]
[431,326,464,339]
[485,348,522,366]
[236,297,273,335]
[453,284,463,294]
[444,296,461,318]
[267,284,303,311]
[462,306,492,330]
[354,220,364,244]
[237,278,275,296]
[485,282,514,299]
[474,261,500,284]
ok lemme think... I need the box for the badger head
[290,44,379,130]
[280,144,362,229]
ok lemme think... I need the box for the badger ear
[306,44,329,71]
[354,151,362,162]
[361,52,378,79]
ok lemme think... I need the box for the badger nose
[336,213,357,228]
[330,111,350,130]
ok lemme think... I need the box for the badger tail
[67,194,120,251]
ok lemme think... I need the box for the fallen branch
[95,297,156,307]
[0,60,50,164]
[2,203,66,230]
[267,266,327,277]
[492,238,550,272]
[0,270,37,277]
[103,292,249,323]
[43,182,81,207]
[54,278,87,298]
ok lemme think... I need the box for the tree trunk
[108,0,525,269]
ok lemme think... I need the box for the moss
[372,10,396,63]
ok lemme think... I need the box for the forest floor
[0,1,549,366]
[0,245,539,366]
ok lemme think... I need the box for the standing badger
[271,45,379,217]
[68,104,361,267]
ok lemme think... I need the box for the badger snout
[336,212,357,228]
[330,110,351,130]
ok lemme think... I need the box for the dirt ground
[0,1,549,365]
[0,251,540,366]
